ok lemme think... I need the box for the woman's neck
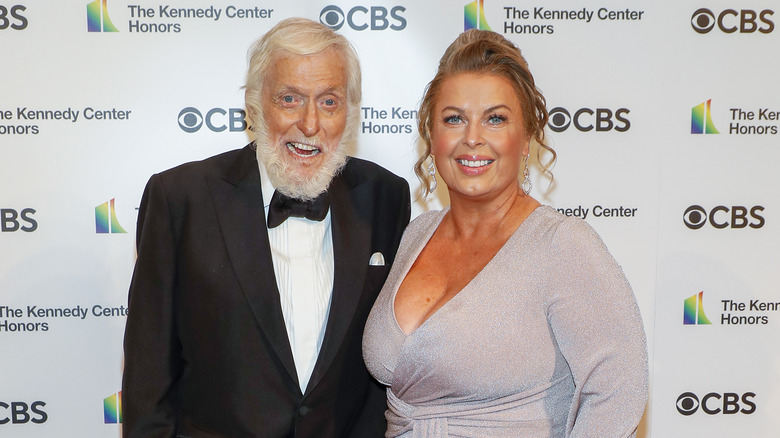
[444,184,540,241]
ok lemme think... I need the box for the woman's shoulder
[528,205,605,250]
[396,209,446,248]
[407,208,447,232]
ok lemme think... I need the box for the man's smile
[286,141,321,157]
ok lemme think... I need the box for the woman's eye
[487,114,505,124]
[444,115,462,124]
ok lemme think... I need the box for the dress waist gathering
[385,375,568,437]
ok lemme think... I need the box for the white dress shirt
[258,161,334,392]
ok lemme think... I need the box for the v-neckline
[391,206,544,337]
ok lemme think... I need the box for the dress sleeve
[122,174,181,438]
[545,218,648,438]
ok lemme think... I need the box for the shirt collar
[257,158,275,210]
[256,154,332,225]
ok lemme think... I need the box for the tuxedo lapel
[206,146,299,389]
[305,170,372,395]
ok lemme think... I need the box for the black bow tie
[267,190,330,228]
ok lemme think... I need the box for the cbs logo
[178,107,247,133]
[676,392,756,416]
[0,401,47,424]
[548,107,630,133]
[683,205,765,230]
[1,208,37,232]
[319,5,406,31]
[691,8,774,34]
[0,5,27,30]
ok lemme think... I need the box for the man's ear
[245,90,261,132]
[244,90,255,121]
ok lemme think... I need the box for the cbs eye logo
[691,8,774,34]
[683,205,765,230]
[319,5,406,31]
[320,5,347,29]
[547,107,630,133]
[676,392,756,416]
[177,107,247,133]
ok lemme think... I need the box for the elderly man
[122,18,410,437]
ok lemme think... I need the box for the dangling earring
[427,157,437,193]
[521,154,532,195]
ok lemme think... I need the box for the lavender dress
[363,206,648,437]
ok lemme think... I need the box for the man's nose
[298,101,320,137]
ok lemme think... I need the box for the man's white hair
[243,18,362,200]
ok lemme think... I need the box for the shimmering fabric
[363,206,648,437]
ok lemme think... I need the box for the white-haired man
[122,18,410,437]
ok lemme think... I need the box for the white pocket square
[369,252,385,266]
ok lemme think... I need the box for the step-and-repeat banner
[2,1,778,436]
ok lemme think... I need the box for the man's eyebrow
[274,84,346,97]
[274,84,304,95]
[319,86,346,96]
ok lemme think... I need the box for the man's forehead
[271,46,345,68]
[266,48,348,92]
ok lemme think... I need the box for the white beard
[254,133,348,202]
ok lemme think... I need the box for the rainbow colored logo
[103,391,122,424]
[465,0,491,31]
[95,198,127,234]
[691,99,719,134]
[683,291,712,325]
[87,0,119,32]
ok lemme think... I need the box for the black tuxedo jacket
[122,145,410,437]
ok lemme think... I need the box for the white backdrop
[1,0,778,436]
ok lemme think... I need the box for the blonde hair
[416,29,555,196]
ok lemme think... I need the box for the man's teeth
[286,142,320,156]
[457,159,492,168]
